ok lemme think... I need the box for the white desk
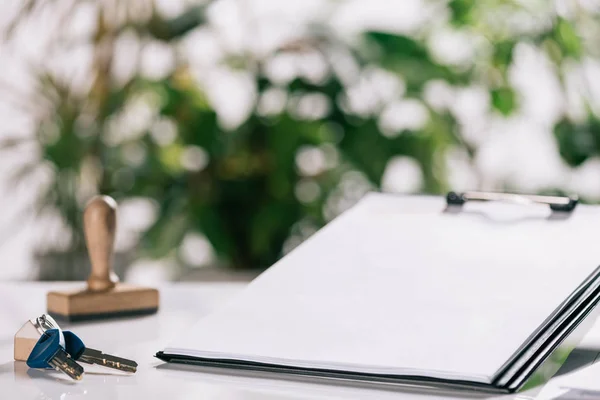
[1,282,600,400]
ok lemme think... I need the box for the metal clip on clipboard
[446,191,579,212]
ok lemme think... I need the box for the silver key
[79,348,137,373]
[36,314,138,373]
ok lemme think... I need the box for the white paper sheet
[164,193,600,384]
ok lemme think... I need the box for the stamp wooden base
[47,284,159,322]
[46,195,159,322]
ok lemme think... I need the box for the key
[35,314,138,373]
[63,330,138,373]
[27,329,84,380]
[79,347,138,373]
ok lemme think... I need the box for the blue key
[27,329,84,380]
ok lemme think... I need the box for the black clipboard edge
[155,351,509,395]
[506,279,600,391]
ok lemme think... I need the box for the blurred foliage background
[1,0,600,280]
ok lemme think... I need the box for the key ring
[33,314,64,348]
[35,314,59,333]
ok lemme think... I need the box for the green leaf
[365,31,472,93]
[491,87,517,116]
[158,143,185,174]
[366,32,428,60]
[554,117,600,167]
[194,206,236,258]
[448,0,476,26]
[492,40,516,74]
[338,119,393,185]
[554,18,582,60]
[146,5,206,41]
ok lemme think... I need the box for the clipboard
[156,191,600,394]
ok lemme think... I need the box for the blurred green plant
[0,0,598,277]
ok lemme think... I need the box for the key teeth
[49,350,85,380]
[72,372,84,381]
[106,360,136,373]
[81,350,138,373]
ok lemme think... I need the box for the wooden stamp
[47,196,159,322]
